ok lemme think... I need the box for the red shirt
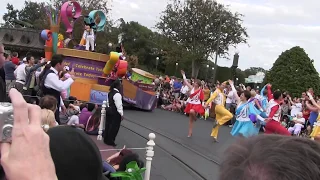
[11,57,19,65]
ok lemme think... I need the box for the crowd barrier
[20,94,156,180]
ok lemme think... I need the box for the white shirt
[180,85,189,94]
[226,91,234,104]
[83,29,94,39]
[44,67,74,107]
[291,103,302,117]
[14,63,26,84]
[113,88,123,116]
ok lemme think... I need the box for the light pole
[212,13,223,83]
[156,57,159,71]
[206,64,209,80]
[175,62,178,76]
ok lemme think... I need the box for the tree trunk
[191,59,200,79]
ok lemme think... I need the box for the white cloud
[2,0,320,72]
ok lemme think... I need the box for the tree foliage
[2,4,19,27]
[264,46,320,97]
[156,0,248,77]
[18,1,48,30]
[1,0,254,82]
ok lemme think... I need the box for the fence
[98,100,156,180]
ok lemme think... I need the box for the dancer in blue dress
[259,85,269,118]
[228,80,263,138]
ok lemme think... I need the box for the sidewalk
[89,135,118,160]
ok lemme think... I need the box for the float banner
[64,57,105,79]
[89,79,157,110]
[122,79,157,110]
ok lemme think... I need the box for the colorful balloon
[88,10,106,32]
[61,1,82,33]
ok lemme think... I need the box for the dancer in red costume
[180,70,205,137]
[265,84,291,135]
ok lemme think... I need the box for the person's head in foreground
[220,135,320,180]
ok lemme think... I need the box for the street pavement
[118,108,237,180]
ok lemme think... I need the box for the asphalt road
[118,108,236,180]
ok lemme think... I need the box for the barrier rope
[100,147,147,152]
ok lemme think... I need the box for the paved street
[118,108,237,180]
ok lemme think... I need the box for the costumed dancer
[264,84,290,135]
[229,80,262,137]
[82,25,95,51]
[181,70,205,137]
[259,85,269,118]
[205,81,233,142]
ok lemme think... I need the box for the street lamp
[156,57,159,70]
[175,62,179,76]
[206,64,209,80]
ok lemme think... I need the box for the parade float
[40,1,157,110]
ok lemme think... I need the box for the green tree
[18,1,48,30]
[264,46,320,97]
[2,4,19,27]
[120,21,158,70]
[156,0,248,77]
[244,67,267,77]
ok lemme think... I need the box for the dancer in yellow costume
[205,81,233,142]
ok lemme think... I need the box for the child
[41,109,57,132]
[288,112,305,135]
[60,97,82,127]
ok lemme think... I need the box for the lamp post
[156,57,159,71]
[175,62,178,76]
[212,13,224,83]
[205,64,209,81]
[107,43,113,54]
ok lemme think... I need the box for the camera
[0,102,14,142]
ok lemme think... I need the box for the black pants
[103,112,121,145]
[55,107,61,124]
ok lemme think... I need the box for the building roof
[0,27,44,52]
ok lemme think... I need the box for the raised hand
[180,70,185,75]
[228,79,233,85]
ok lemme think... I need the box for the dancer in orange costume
[205,82,233,142]
[181,70,205,137]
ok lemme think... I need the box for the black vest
[41,70,61,108]
[108,88,121,115]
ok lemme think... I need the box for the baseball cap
[47,126,108,180]
[22,57,27,62]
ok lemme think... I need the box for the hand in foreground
[228,79,233,85]
[1,89,57,180]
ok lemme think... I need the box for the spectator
[3,52,16,93]
[41,54,75,124]
[0,44,5,101]
[11,52,19,65]
[220,135,320,180]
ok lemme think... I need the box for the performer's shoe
[187,133,192,138]
[212,120,218,129]
[212,137,219,143]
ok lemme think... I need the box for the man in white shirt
[103,79,123,146]
[14,57,27,93]
[41,54,75,124]
[180,81,189,100]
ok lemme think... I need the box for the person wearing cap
[14,56,28,93]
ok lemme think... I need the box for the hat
[47,126,107,180]
[22,57,27,62]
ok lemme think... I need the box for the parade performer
[259,85,269,118]
[82,25,95,51]
[205,81,233,142]
[229,80,261,137]
[264,84,290,135]
[180,70,205,137]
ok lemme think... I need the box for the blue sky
[1,0,320,72]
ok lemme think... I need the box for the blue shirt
[173,81,182,93]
